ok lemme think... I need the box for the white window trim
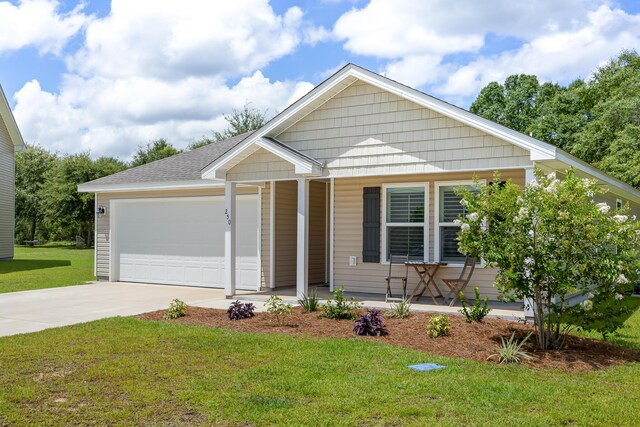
[616,198,623,210]
[434,180,486,266]
[381,183,429,264]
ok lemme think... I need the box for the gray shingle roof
[82,132,252,186]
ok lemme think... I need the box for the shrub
[265,295,293,326]
[488,332,533,364]
[320,286,361,320]
[459,287,491,322]
[388,298,411,319]
[227,300,255,321]
[164,299,187,320]
[354,309,388,336]
[298,290,320,312]
[426,314,450,338]
[456,168,640,349]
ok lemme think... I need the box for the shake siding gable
[0,119,15,259]
[226,147,296,182]
[277,80,532,178]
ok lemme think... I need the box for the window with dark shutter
[362,187,381,263]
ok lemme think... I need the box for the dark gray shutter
[362,187,381,263]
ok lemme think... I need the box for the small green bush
[164,299,187,320]
[426,314,450,338]
[321,286,361,320]
[298,290,320,312]
[388,298,411,319]
[265,295,293,326]
[488,332,533,364]
[459,287,492,322]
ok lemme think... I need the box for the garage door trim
[109,195,261,290]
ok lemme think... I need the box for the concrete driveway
[0,282,236,337]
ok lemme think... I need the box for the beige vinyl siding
[227,147,296,182]
[278,80,533,178]
[309,181,328,284]
[95,187,258,280]
[0,119,15,259]
[274,180,297,287]
[333,169,525,300]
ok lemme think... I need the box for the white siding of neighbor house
[0,119,15,259]
[276,80,533,178]
[333,169,526,300]
[227,148,296,182]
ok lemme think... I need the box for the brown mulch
[135,306,640,372]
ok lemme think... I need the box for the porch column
[225,181,236,298]
[523,166,535,318]
[297,178,309,299]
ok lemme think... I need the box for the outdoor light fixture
[96,205,106,217]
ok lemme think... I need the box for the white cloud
[332,0,640,102]
[12,0,313,159]
[436,5,640,98]
[0,0,88,54]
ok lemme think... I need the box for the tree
[456,169,640,349]
[189,103,268,150]
[43,154,126,246]
[470,75,542,133]
[131,138,180,166]
[15,145,57,242]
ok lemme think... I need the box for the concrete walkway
[0,282,235,337]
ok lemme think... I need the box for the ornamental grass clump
[164,299,187,320]
[426,314,450,338]
[388,298,411,319]
[298,290,320,312]
[459,287,491,322]
[488,332,534,365]
[227,300,255,321]
[321,286,361,320]
[354,309,388,336]
[265,295,293,326]
[456,168,640,350]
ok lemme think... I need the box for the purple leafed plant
[353,309,388,336]
[227,300,255,321]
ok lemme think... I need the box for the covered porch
[233,284,525,320]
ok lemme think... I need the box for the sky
[1,0,640,160]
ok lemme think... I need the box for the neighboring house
[79,64,640,305]
[0,85,25,260]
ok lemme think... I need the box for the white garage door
[112,195,259,290]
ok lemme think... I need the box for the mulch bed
[135,306,640,372]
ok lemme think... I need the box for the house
[78,64,640,307]
[0,85,25,260]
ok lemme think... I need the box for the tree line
[14,105,267,246]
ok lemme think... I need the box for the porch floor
[235,285,525,321]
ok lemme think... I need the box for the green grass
[1,300,639,426]
[0,244,94,294]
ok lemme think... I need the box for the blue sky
[1,0,639,159]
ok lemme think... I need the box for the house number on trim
[225,209,231,225]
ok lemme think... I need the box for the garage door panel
[115,196,258,289]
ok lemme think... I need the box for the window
[616,199,623,210]
[436,182,481,263]
[382,185,427,262]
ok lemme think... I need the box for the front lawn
[1,302,640,426]
[0,244,94,294]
